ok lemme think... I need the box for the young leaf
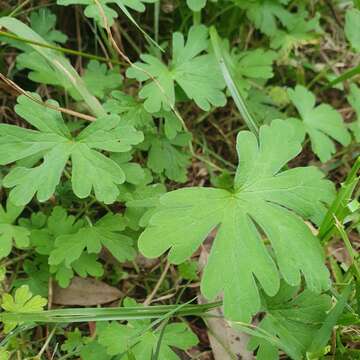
[126,25,226,112]
[0,199,30,259]
[57,0,158,27]
[104,91,155,131]
[221,44,277,95]
[1,285,47,333]
[30,8,68,44]
[270,13,321,60]
[288,85,351,162]
[248,283,331,360]
[0,94,144,205]
[49,213,135,268]
[28,207,103,287]
[139,120,334,321]
[97,298,198,358]
[70,60,122,100]
[348,83,360,141]
[345,8,360,53]
[235,0,295,37]
[147,132,191,182]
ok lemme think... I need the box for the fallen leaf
[53,277,122,306]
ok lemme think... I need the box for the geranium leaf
[139,120,334,321]
[288,85,351,162]
[0,94,144,205]
[126,25,226,112]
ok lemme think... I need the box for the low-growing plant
[0,0,359,359]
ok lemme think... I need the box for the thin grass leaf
[309,285,352,352]
[325,65,360,89]
[319,157,360,243]
[209,26,259,137]
[0,301,221,324]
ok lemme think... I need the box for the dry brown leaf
[53,277,122,306]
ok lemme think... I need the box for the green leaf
[28,206,103,287]
[309,285,352,353]
[97,298,198,358]
[248,283,332,360]
[178,260,198,281]
[187,0,207,11]
[147,132,191,182]
[235,0,295,37]
[127,25,226,112]
[120,183,167,230]
[104,91,155,131]
[0,199,30,259]
[1,285,47,333]
[13,258,49,297]
[49,213,135,268]
[16,57,121,101]
[81,342,111,360]
[57,0,158,27]
[71,60,122,100]
[288,85,351,162]
[345,8,360,52]
[61,328,84,353]
[139,120,334,321]
[270,13,321,60]
[30,8,68,44]
[227,46,277,92]
[0,17,105,117]
[0,94,143,205]
[348,84,360,141]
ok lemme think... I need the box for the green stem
[0,30,124,66]
[193,11,201,25]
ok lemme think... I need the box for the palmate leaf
[270,13,321,60]
[0,199,30,259]
[97,298,198,358]
[1,285,47,333]
[139,120,334,322]
[0,94,143,205]
[288,85,351,162]
[57,0,157,26]
[16,56,121,101]
[235,0,295,37]
[49,213,136,268]
[248,283,331,360]
[104,91,155,131]
[221,41,277,95]
[30,8,68,44]
[146,132,191,182]
[126,25,226,112]
[28,207,103,287]
[69,60,122,100]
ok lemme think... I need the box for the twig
[144,262,170,306]
[0,73,96,122]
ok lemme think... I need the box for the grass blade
[325,65,360,89]
[319,157,360,243]
[0,301,222,324]
[309,285,352,352]
[209,26,259,137]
